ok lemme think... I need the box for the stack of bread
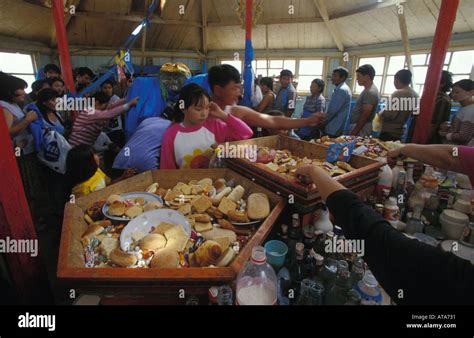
[80,178,272,270]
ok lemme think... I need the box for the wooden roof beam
[313,0,345,52]
[330,0,407,21]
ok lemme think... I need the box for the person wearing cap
[349,64,380,137]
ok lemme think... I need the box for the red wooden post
[52,0,75,94]
[412,0,460,144]
[245,0,252,41]
[0,106,51,304]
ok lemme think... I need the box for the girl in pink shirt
[161,84,253,169]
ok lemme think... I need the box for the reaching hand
[209,102,228,120]
[129,97,140,107]
[295,165,316,185]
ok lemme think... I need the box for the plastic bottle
[353,270,382,305]
[391,160,405,189]
[376,164,393,203]
[236,246,278,305]
[419,165,438,196]
[405,205,424,234]
[383,197,400,226]
[314,206,334,234]
[406,163,416,197]
[351,257,365,287]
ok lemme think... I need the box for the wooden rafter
[331,0,407,20]
[313,0,345,52]
[201,0,208,54]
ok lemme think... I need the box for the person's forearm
[400,144,464,173]
[9,119,31,137]
[308,166,347,201]
[352,110,371,135]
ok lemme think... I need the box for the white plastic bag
[37,130,71,174]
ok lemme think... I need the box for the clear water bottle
[236,246,278,305]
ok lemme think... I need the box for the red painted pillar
[412,0,459,144]
[245,0,252,40]
[52,0,75,94]
[0,106,51,304]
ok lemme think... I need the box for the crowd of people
[1,57,473,305]
[1,61,473,232]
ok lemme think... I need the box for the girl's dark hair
[453,79,474,92]
[312,79,326,93]
[260,77,274,90]
[0,72,27,102]
[172,83,210,123]
[440,71,454,93]
[66,145,98,192]
[36,88,63,126]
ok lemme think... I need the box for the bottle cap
[251,246,267,265]
[295,242,305,253]
[362,270,378,288]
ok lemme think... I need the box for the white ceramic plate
[102,192,163,221]
[120,208,192,251]
[230,219,263,227]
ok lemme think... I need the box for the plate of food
[103,192,164,222]
[120,208,192,252]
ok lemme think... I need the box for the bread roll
[211,187,232,206]
[198,178,213,186]
[110,249,138,267]
[108,201,126,216]
[227,185,245,202]
[247,193,270,220]
[213,178,227,194]
[81,223,105,246]
[98,237,119,257]
[125,205,143,219]
[106,194,123,206]
[201,227,237,244]
[143,201,163,212]
[146,182,159,194]
[150,248,180,269]
[194,240,222,267]
[217,247,236,267]
[139,234,167,251]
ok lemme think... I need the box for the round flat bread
[139,234,167,251]
[150,248,180,269]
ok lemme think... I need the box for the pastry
[164,226,188,252]
[198,178,213,187]
[84,214,94,224]
[139,234,167,251]
[164,190,181,202]
[146,183,159,194]
[213,178,227,194]
[216,247,236,267]
[143,201,163,212]
[213,236,231,250]
[108,201,126,216]
[152,222,177,235]
[228,210,250,223]
[194,221,213,233]
[125,205,143,219]
[189,214,211,223]
[201,227,237,244]
[227,185,245,202]
[211,187,232,206]
[150,248,180,269]
[98,237,119,257]
[192,195,212,213]
[106,194,123,205]
[134,197,146,206]
[81,223,105,246]
[217,197,237,215]
[247,193,270,220]
[191,185,204,194]
[194,240,222,267]
[178,203,192,215]
[207,206,224,219]
[110,248,138,267]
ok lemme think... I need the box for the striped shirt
[69,99,129,147]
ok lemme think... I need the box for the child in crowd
[275,69,297,117]
[68,92,139,147]
[256,77,276,114]
[101,79,125,147]
[160,83,253,169]
[66,144,110,197]
[48,77,65,97]
[297,79,326,140]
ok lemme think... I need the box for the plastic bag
[325,141,355,163]
[37,129,72,174]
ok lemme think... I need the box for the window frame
[0,51,37,90]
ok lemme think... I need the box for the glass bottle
[353,270,382,305]
[345,289,362,305]
[314,206,334,233]
[289,242,306,300]
[296,278,324,305]
[423,195,440,228]
[303,224,316,249]
[313,230,327,256]
[217,285,233,305]
[236,246,278,305]
[406,163,416,197]
[391,171,408,221]
[287,214,302,262]
[319,258,338,291]
[391,160,405,189]
[419,165,438,196]
[277,266,291,306]
[438,171,457,209]
[277,224,289,244]
[325,260,352,305]
[405,205,424,234]
[351,257,365,287]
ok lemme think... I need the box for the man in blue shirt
[325,67,352,137]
